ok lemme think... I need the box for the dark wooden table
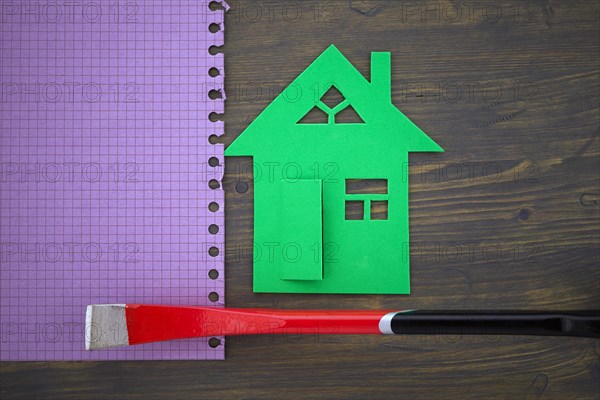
[1,1,599,398]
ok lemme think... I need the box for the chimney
[371,52,391,103]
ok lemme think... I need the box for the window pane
[345,200,364,220]
[346,179,388,194]
[371,201,388,220]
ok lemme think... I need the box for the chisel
[85,304,600,349]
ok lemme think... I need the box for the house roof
[225,44,443,156]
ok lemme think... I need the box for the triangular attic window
[297,85,366,125]
[335,105,365,124]
[297,106,329,124]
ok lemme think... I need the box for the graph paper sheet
[0,1,226,360]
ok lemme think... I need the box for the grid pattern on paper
[0,1,226,360]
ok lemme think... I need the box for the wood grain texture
[1,1,599,398]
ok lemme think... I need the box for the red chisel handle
[125,305,394,345]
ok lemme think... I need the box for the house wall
[251,151,412,294]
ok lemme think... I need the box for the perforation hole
[208,224,219,234]
[208,269,219,279]
[208,246,219,257]
[208,89,222,100]
[209,179,220,189]
[208,1,225,11]
[208,67,220,77]
[208,337,221,348]
[209,112,223,122]
[208,292,219,302]
[208,135,220,144]
[208,156,220,167]
[209,202,219,212]
[209,45,223,55]
[209,23,221,33]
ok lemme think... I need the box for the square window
[370,201,388,220]
[345,200,364,220]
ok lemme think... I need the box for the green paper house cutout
[225,44,443,294]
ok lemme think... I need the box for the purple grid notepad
[0,1,226,360]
